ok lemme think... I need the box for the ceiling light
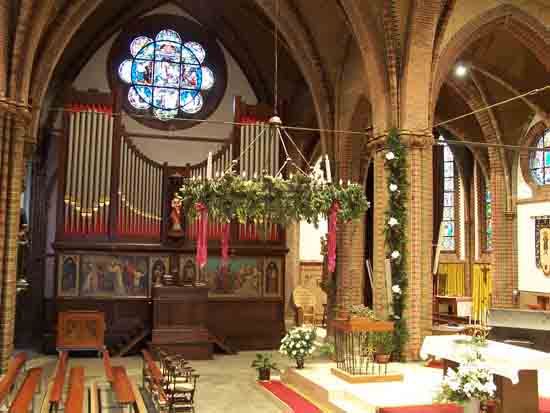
[455,64,468,77]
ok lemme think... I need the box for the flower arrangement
[175,169,369,226]
[435,351,496,406]
[349,304,377,320]
[251,353,279,381]
[279,327,317,369]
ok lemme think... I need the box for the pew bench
[141,350,168,412]
[102,350,137,413]
[0,353,27,409]
[65,368,85,413]
[49,351,68,413]
[9,368,42,413]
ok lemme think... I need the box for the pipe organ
[49,92,286,355]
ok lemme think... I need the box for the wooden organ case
[45,91,286,358]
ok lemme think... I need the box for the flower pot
[258,368,271,381]
[462,399,481,413]
[338,310,349,320]
[295,358,305,369]
[375,353,391,364]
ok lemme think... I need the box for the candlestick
[206,152,213,180]
[325,154,332,183]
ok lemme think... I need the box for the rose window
[118,29,215,121]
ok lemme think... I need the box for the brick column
[368,132,433,360]
[489,149,517,307]
[284,221,300,320]
[0,109,27,371]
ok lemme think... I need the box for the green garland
[175,170,370,225]
[384,128,409,360]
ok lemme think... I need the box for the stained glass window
[529,129,550,185]
[442,142,455,251]
[118,29,215,121]
[485,189,492,251]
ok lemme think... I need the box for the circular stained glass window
[529,129,550,185]
[118,29,216,121]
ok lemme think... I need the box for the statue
[168,197,184,237]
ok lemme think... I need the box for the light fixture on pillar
[454,63,468,78]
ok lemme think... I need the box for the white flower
[393,314,401,320]
[386,152,395,161]
[389,183,398,192]
[391,250,400,259]
[392,284,401,294]
[388,217,398,227]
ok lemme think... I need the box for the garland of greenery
[175,170,369,226]
[384,128,409,360]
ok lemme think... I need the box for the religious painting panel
[150,256,170,288]
[179,255,199,286]
[264,257,283,297]
[205,256,262,297]
[58,255,80,297]
[536,216,550,276]
[79,254,150,298]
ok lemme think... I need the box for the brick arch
[336,2,391,133]
[432,4,550,120]
[28,0,334,151]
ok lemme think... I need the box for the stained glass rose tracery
[118,29,215,121]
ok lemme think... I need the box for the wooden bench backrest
[9,368,42,413]
[103,350,113,383]
[141,350,162,384]
[0,353,27,404]
[50,352,68,404]
[111,366,135,404]
[65,367,84,413]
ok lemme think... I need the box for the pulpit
[151,286,212,359]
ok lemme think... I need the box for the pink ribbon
[221,222,230,267]
[328,202,339,273]
[195,203,208,268]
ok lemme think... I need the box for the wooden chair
[102,349,137,413]
[65,368,84,413]
[164,361,199,413]
[0,353,27,409]
[49,351,68,413]
[141,350,168,413]
[292,287,316,326]
[9,368,43,413]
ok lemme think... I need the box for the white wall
[518,201,550,293]
[299,220,327,262]
[72,4,257,165]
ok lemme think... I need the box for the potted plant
[435,350,496,413]
[279,326,317,369]
[251,353,278,381]
[349,304,377,320]
[318,342,335,361]
[370,331,394,364]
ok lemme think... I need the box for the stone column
[0,107,28,371]
[368,131,434,360]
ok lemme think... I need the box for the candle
[325,154,332,183]
[206,152,213,180]
[242,170,247,178]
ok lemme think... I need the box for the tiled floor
[23,351,293,413]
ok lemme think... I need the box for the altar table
[421,335,550,413]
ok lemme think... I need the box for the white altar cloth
[420,335,550,384]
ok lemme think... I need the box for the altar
[421,335,550,413]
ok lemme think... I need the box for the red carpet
[259,380,321,413]
[379,405,463,413]
[425,359,445,369]
[540,397,550,413]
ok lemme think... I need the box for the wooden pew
[0,353,27,409]
[102,350,137,412]
[65,368,85,413]
[9,368,42,413]
[49,351,68,413]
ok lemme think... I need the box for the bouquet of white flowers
[279,327,317,369]
[435,351,496,406]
